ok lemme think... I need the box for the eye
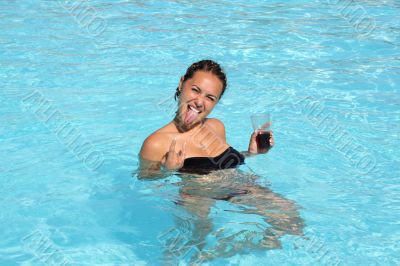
[192,87,200,93]
[207,96,215,102]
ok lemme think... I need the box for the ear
[178,77,184,91]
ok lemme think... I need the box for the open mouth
[184,104,201,124]
[188,105,201,114]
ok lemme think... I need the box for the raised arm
[137,134,167,179]
[242,130,274,157]
[137,134,186,179]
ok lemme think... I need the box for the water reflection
[136,168,304,264]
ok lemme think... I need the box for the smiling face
[175,71,224,131]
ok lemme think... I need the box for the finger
[251,129,258,138]
[169,137,177,153]
[182,141,187,158]
[177,141,186,162]
[178,155,184,168]
[161,153,167,164]
[175,141,186,167]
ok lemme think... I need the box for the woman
[137,60,303,262]
[139,59,274,176]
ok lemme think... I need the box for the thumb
[161,153,167,164]
[251,129,258,138]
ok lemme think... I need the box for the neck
[173,115,204,133]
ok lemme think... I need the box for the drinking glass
[250,113,271,153]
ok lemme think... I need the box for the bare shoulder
[205,118,226,140]
[139,131,171,161]
[206,118,225,130]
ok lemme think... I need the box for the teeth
[188,105,200,113]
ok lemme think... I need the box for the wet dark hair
[174,59,227,101]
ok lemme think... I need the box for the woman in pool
[139,59,274,176]
[138,60,303,262]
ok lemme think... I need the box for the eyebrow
[192,85,218,99]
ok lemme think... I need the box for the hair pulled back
[174,60,227,100]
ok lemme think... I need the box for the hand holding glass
[251,114,271,153]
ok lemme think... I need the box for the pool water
[1,0,399,265]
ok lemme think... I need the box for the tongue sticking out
[184,107,199,124]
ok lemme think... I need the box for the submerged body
[161,168,305,262]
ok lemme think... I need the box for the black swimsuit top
[179,146,245,174]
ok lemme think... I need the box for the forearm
[240,151,258,158]
[241,148,272,158]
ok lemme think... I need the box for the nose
[194,95,204,109]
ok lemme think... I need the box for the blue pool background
[1,0,399,265]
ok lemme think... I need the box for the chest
[184,136,229,158]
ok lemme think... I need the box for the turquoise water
[1,0,399,265]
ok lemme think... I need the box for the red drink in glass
[251,113,271,153]
[256,130,271,153]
